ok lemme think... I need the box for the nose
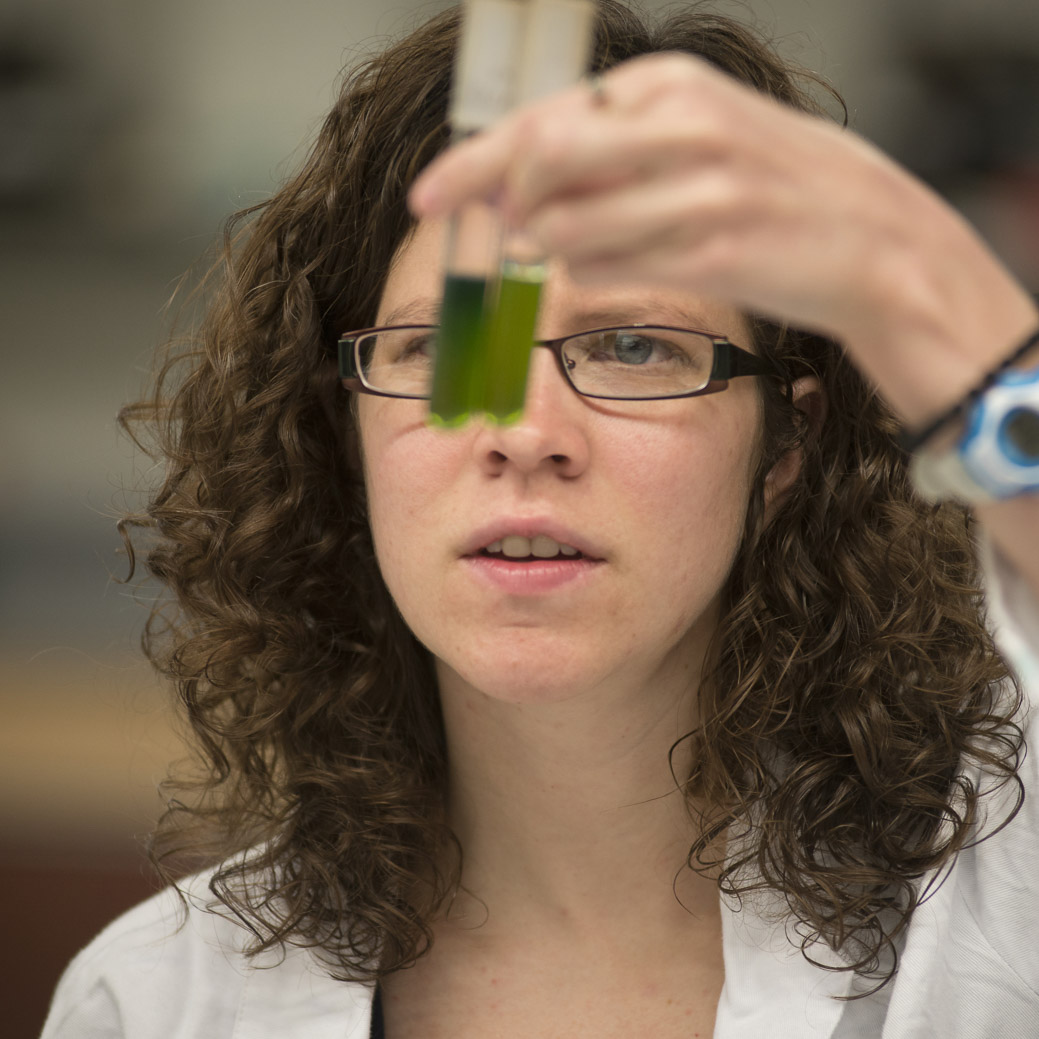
[471,347,590,479]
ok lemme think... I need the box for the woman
[44,3,1039,1037]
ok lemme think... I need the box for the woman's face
[357,219,765,706]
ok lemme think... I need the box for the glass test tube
[482,238,545,425]
[429,0,522,428]
[429,200,503,427]
[479,0,594,425]
[430,0,592,428]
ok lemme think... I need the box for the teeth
[502,535,532,558]
[487,534,581,559]
[531,535,559,558]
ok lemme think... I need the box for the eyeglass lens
[358,326,719,400]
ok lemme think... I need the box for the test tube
[429,0,523,428]
[483,244,546,424]
[429,202,503,427]
[430,0,595,427]
[481,0,595,424]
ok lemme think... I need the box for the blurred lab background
[3,0,1038,1034]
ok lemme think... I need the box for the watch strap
[910,364,1039,504]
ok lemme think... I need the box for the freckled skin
[358,218,765,710]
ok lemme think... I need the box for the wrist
[843,190,1039,426]
[899,326,1039,454]
[908,349,1039,504]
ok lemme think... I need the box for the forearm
[833,184,1039,598]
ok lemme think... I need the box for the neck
[435,666,719,940]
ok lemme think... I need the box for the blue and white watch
[910,364,1039,503]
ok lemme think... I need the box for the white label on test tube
[516,0,595,105]
[451,0,526,133]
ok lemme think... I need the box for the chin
[437,650,616,707]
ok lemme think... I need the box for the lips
[462,519,604,562]
[485,534,581,560]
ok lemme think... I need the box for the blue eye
[612,333,658,365]
[559,327,715,398]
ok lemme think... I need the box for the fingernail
[408,180,439,216]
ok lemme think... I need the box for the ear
[763,375,826,517]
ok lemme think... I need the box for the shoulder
[41,868,373,1039]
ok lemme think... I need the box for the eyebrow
[380,296,727,336]
[563,301,725,335]
[381,297,441,326]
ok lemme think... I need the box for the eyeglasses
[337,324,774,402]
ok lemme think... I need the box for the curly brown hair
[121,0,1023,992]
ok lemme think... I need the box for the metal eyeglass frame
[337,323,775,401]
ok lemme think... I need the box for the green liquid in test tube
[482,261,544,424]
[432,0,593,428]
[429,273,490,427]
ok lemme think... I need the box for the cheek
[614,406,760,612]
[358,399,462,588]
[612,403,760,526]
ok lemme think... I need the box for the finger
[409,120,521,217]
[409,54,731,220]
[409,79,596,217]
[548,177,853,333]
[491,59,779,226]
[502,112,732,229]
[525,166,759,271]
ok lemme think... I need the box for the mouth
[463,524,601,594]
[480,534,584,562]
[462,519,604,576]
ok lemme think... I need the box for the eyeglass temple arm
[338,338,359,379]
[713,340,772,379]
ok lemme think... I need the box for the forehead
[377,218,751,345]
